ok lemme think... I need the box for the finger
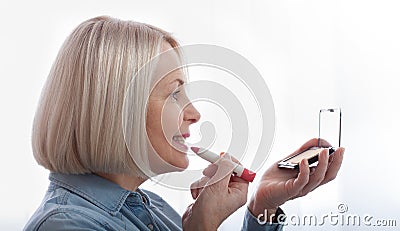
[281,138,334,164]
[182,203,194,221]
[309,167,316,175]
[229,175,249,191]
[228,175,249,197]
[190,175,211,189]
[321,147,345,185]
[221,152,242,165]
[316,138,332,148]
[190,189,198,200]
[328,153,335,165]
[296,138,320,152]
[300,149,329,195]
[206,154,235,189]
[230,175,247,183]
[298,138,331,150]
[288,159,310,197]
[281,138,326,160]
[202,164,218,178]
[221,152,246,177]
[190,175,211,199]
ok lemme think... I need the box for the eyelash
[171,90,180,101]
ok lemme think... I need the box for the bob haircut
[32,16,180,177]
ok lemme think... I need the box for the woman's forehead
[155,69,185,89]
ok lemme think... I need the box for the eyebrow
[169,78,185,86]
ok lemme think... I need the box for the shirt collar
[49,172,150,215]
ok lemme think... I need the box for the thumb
[206,153,235,189]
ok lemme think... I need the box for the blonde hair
[32,16,179,176]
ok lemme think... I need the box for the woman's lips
[172,135,189,151]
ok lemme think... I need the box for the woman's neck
[96,172,147,191]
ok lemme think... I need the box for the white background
[1,0,400,230]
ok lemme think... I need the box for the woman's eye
[171,90,180,101]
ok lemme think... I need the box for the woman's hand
[182,154,249,231]
[248,138,345,220]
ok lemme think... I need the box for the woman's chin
[171,155,189,170]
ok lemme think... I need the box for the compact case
[278,108,341,169]
[278,147,336,169]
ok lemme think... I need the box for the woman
[24,16,344,231]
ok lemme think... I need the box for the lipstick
[190,147,256,182]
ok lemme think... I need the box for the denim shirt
[24,173,283,231]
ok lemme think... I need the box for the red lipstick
[191,147,256,182]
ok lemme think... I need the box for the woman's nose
[183,103,201,124]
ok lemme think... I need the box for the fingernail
[192,191,198,199]
[222,152,230,159]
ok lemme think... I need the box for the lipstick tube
[190,147,256,182]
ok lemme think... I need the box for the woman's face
[146,44,200,170]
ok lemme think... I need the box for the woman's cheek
[161,103,182,138]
